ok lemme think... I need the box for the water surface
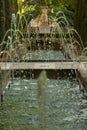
[0,78,87,130]
[23,50,65,61]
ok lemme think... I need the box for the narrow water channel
[0,78,87,130]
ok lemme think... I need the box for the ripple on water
[0,78,87,130]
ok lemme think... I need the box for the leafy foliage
[19,0,74,25]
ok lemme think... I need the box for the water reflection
[0,78,87,130]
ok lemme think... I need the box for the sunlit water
[0,78,87,130]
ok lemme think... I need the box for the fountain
[0,12,33,62]
[0,7,87,130]
[0,8,85,85]
[0,8,83,62]
[37,70,47,107]
[37,70,47,126]
[0,7,86,88]
[0,12,32,101]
